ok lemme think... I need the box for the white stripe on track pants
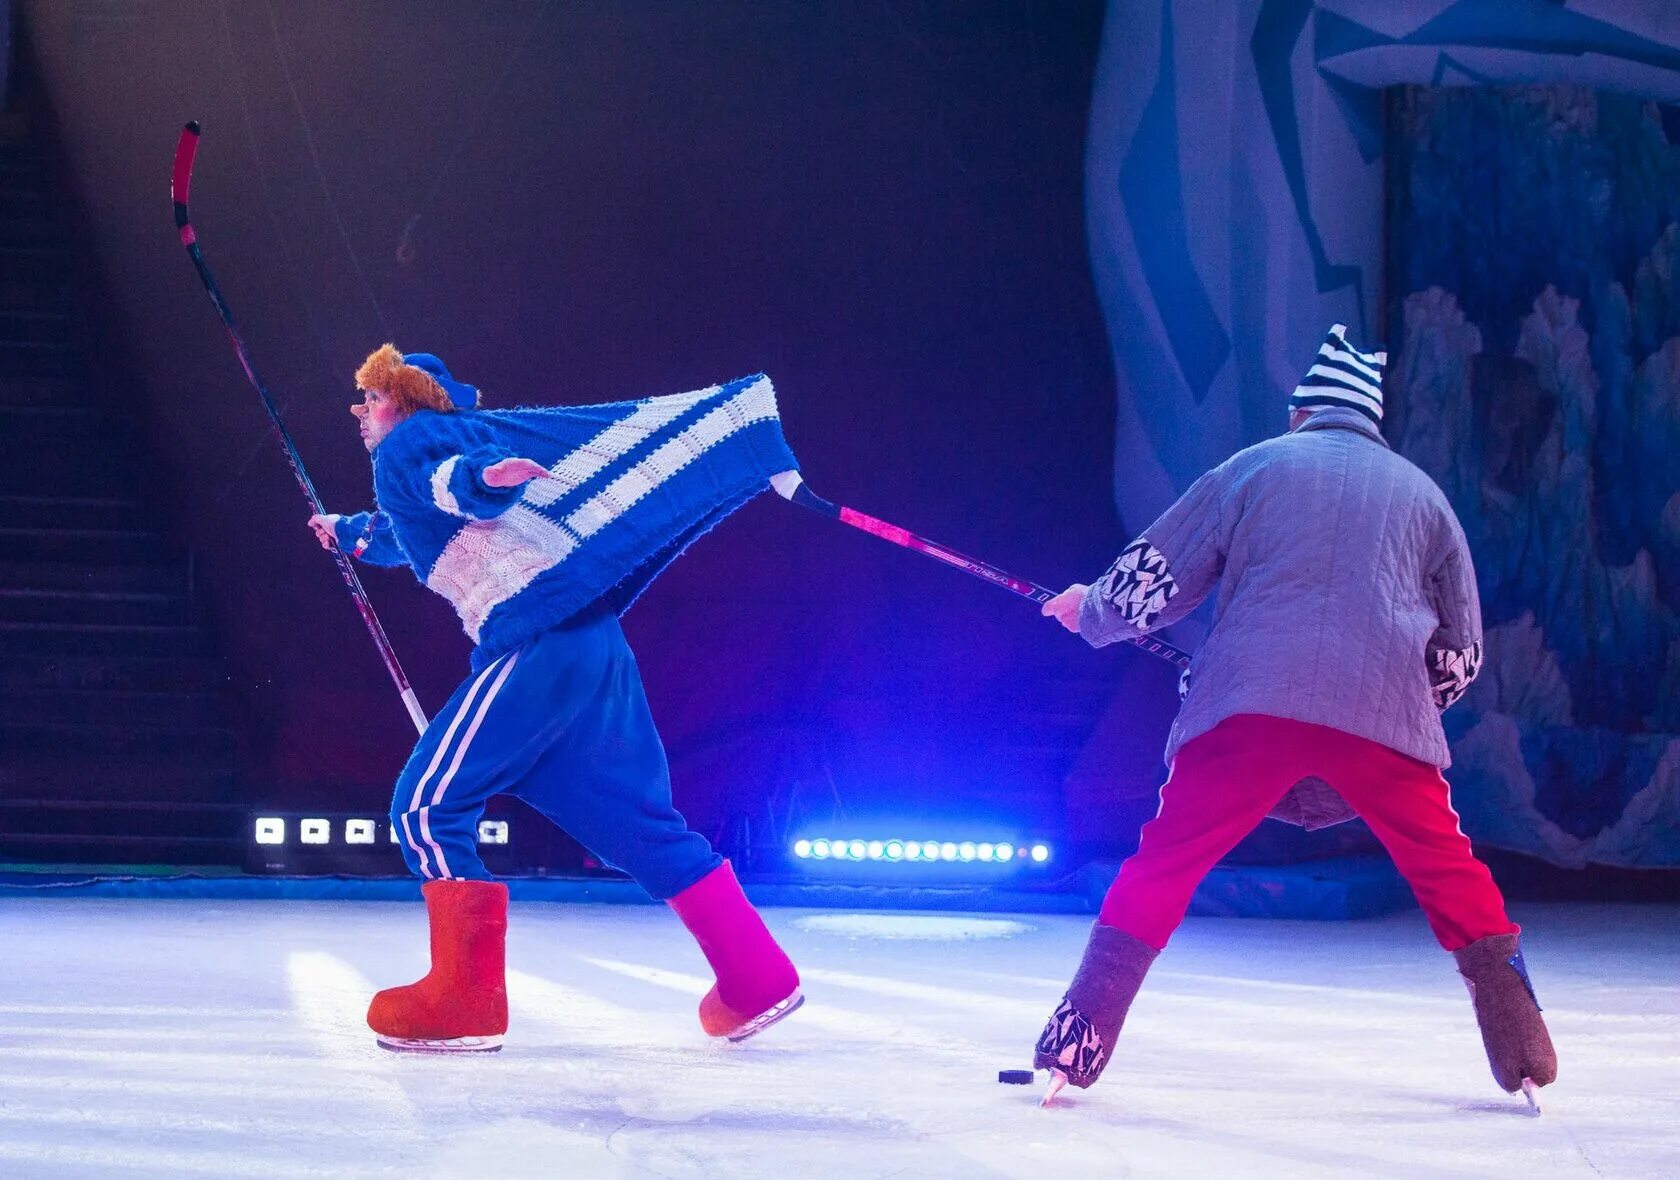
[389,605,721,897]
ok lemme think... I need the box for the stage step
[0,455,144,498]
[0,244,72,286]
[0,495,153,531]
[0,558,182,594]
[0,754,236,800]
[0,586,189,627]
[0,651,230,694]
[0,374,94,407]
[7,687,227,728]
[0,217,65,249]
[0,187,51,219]
[0,800,244,865]
[0,621,210,657]
[0,112,242,868]
[0,338,83,376]
[0,528,176,564]
[0,401,134,439]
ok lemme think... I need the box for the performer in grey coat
[1033,325,1556,1109]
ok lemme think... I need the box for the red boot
[367,879,509,1053]
[668,861,802,1041]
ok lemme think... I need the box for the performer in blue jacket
[309,344,802,1053]
[1031,326,1556,1108]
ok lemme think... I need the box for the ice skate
[375,1034,503,1054]
[1032,922,1158,1098]
[669,861,803,1042]
[1453,932,1557,1109]
[703,987,806,1043]
[368,879,509,1053]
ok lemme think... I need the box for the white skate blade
[1521,1077,1542,1115]
[724,991,805,1043]
[1041,1068,1068,1107]
[375,1034,503,1054]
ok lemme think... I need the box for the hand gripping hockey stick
[172,121,428,734]
[769,472,1192,671]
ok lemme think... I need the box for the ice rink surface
[1,898,1675,1179]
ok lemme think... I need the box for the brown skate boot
[1453,932,1558,1111]
[1032,922,1158,1103]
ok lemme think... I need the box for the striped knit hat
[1290,324,1386,424]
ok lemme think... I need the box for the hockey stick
[172,121,428,734]
[769,472,1192,670]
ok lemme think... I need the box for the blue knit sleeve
[333,511,408,567]
[433,444,525,520]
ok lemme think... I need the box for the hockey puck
[997,1069,1034,1085]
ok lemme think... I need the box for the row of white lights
[253,818,509,846]
[793,838,1049,864]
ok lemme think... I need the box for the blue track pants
[389,606,721,898]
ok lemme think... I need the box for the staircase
[0,116,244,868]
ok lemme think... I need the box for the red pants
[1100,714,1518,952]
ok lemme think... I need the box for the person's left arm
[1424,509,1484,711]
[384,418,552,522]
[431,447,553,519]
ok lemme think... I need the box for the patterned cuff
[1429,639,1483,710]
[1093,538,1179,631]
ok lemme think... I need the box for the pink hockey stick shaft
[772,473,1192,670]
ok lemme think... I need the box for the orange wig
[354,344,476,414]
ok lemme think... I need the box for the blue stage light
[788,834,1052,871]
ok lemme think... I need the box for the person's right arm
[1046,464,1235,647]
[306,511,408,566]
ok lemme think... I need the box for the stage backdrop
[1389,85,1680,868]
[1080,0,1680,867]
[19,1,1128,853]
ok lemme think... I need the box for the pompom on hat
[1289,323,1386,424]
[355,344,480,413]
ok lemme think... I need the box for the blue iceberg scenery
[1389,86,1680,867]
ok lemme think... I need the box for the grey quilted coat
[1079,407,1484,827]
